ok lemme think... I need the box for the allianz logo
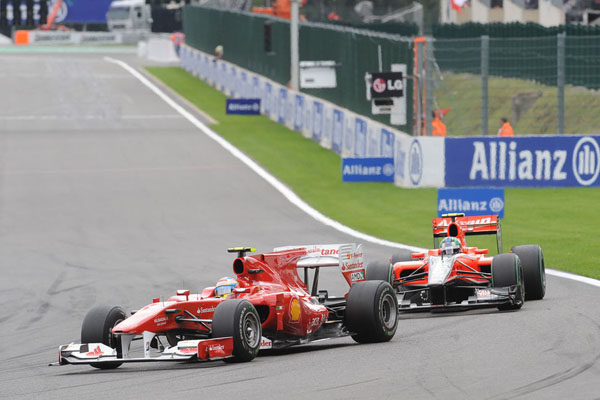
[469,137,600,186]
[343,163,394,176]
[228,102,259,111]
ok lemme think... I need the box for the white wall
[538,0,565,26]
[179,44,446,188]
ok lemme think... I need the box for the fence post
[290,0,300,91]
[425,38,434,137]
[557,32,565,135]
[481,35,489,136]
[415,39,424,136]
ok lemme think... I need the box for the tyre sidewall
[212,299,261,362]
[511,244,546,300]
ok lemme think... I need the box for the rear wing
[432,214,503,253]
[273,243,366,289]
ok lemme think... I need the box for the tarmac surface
[0,52,599,399]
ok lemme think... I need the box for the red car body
[56,243,399,367]
[373,214,545,312]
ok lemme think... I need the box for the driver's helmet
[215,277,238,298]
[440,237,462,256]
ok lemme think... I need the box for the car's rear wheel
[345,280,398,343]
[81,305,126,369]
[511,245,545,300]
[212,299,261,363]
[491,253,524,311]
[366,261,392,284]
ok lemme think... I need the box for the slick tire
[345,281,398,343]
[81,305,126,369]
[391,250,414,264]
[366,261,392,284]
[511,245,546,300]
[491,253,525,311]
[212,299,261,363]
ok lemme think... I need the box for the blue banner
[226,98,261,115]
[342,158,395,182]
[294,95,304,131]
[278,88,287,124]
[354,118,367,157]
[53,0,114,23]
[381,128,394,158]
[332,109,343,154]
[313,101,323,142]
[445,136,600,187]
[437,188,505,218]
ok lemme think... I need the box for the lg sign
[369,72,404,98]
[372,78,386,93]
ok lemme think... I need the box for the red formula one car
[367,214,546,312]
[54,244,398,368]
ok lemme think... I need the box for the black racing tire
[366,261,392,284]
[81,305,126,369]
[491,253,525,311]
[212,299,261,363]
[511,244,546,300]
[345,280,398,343]
[391,250,414,264]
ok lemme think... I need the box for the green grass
[146,66,600,280]
[434,73,600,135]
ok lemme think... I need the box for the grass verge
[146,66,600,280]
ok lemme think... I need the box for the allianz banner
[342,158,395,182]
[445,136,600,187]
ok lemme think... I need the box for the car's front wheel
[81,305,126,369]
[491,253,525,311]
[211,299,261,363]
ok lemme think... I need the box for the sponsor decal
[437,188,505,218]
[445,136,600,187]
[572,137,600,186]
[154,316,168,326]
[260,337,273,349]
[197,306,216,314]
[313,101,323,141]
[278,88,287,124]
[209,344,225,351]
[321,248,339,256]
[85,346,103,357]
[369,72,404,98]
[289,298,301,322]
[409,139,423,185]
[226,98,261,115]
[476,288,491,297]
[179,347,197,354]
[332,109,343,154]
[381,128,394,158]
[354,118,367,157]
[342,158,395,182]
[350,271,365,282]
[435,216,493,228]
[294,95,304,131]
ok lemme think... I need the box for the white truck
[106,0,152,34]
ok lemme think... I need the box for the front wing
[397,285,521,312]
[53,336,274,366]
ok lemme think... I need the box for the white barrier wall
[179,44,445,188]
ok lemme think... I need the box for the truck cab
[106,0,152,32]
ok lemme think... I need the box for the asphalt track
[0,52,599,400]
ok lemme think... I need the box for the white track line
[104,57,600,288]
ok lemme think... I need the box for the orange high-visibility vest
[498,122,514,137]
[432,118,447,137]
